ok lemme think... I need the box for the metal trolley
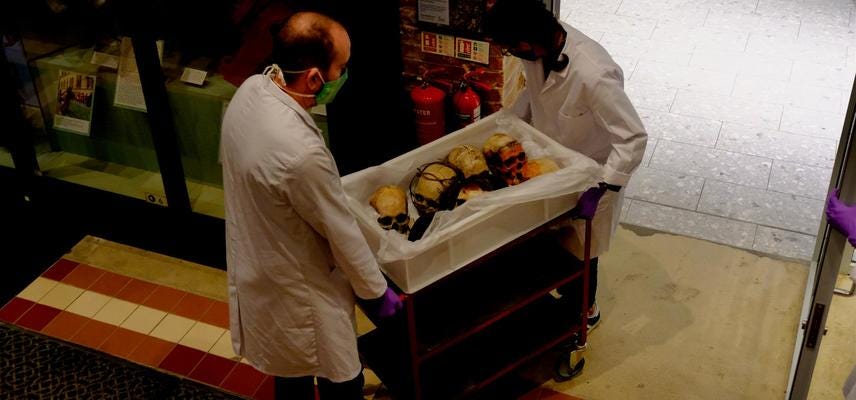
[359,208,594,399]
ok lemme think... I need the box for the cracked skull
[447,144,489,179]
[369,185,410,234]
[483,133,528,186]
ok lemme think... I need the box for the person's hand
[363,287,403,320]
[569,184,612,220]
[826,189,856,247]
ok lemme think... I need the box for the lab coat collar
[262,74,323,137]
[542,23,574,93]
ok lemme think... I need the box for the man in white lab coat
[484,0,647,373]
[220,12,402,399]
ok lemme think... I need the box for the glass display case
[7,2,170,206]
[5,0,405,220]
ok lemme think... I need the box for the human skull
[369,185,410,234]
[483,133,527,186]
[522,158,560,180]
[447,145,489,178]
[410,162,460,216]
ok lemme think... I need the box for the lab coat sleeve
[590,68,648,187]
[284,146,387,300]
[511,86,533,123]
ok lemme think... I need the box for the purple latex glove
[570,185,607,220]
[827,189,856,247]
[364,287,403,319]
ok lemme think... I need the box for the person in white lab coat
[220,12,402,399]
[484,0,647,372]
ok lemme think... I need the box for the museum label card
[180,67,208,86]
[90,51,119,69]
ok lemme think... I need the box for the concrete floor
[549,225,809,399]
[560,0,856,262]
[63,226,856,400]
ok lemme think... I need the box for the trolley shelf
[412,235,583,357]
[360,296,581,399]
[359,220,593,399]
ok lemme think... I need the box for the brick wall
[399,0,505,120]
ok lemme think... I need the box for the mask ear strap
[282,67,322,83]
[262,64,281,77]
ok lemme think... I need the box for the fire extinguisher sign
[455,38,489,65]
[421,32,454,57]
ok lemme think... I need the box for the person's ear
[307,68,324,91]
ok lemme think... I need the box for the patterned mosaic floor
[0,258,272,399]
[0,256,578,400]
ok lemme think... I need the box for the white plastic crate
[341,111,602,293]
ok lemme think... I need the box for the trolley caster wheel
[554,350,585,382]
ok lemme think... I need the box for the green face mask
[315,68,348,105]
[266,64,348,105]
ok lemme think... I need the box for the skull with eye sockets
[447,144,489,179]
[483,133,528,186]
[369,185,410,234]
[409,162,462,216]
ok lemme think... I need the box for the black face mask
[502,43,539,61]
[513,50,539,61]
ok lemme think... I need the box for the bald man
[220,12,401,400]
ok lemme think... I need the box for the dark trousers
[274,371,364,400]
[558,256,598,311]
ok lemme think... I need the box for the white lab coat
[512,23,647,258]
[220,74,387,382]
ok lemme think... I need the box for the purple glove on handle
[827,189,856,247]
[569,184,609,220]
[363,287,404,320]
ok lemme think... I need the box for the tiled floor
[0,258,268,399]
[1,250,574,400]
[561,0,856,261]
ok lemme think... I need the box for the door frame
[786,76,856,399]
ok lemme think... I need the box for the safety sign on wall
[421,32,455,57]
[454,37,489,65]
[418,0,450,25]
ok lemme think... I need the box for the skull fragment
[369,185,410,234]
[522,158,560,180]
[483,133,528,186]
[410,162,461,216]
[454,182,486,207]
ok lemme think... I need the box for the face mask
[514,51,539,62]
[264,64,348,105]
[314,69,348,105]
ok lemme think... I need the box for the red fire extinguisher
[411,74,447,145]
[453,68,494,130]
[453,81,481,129]
[410,77,446,146]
